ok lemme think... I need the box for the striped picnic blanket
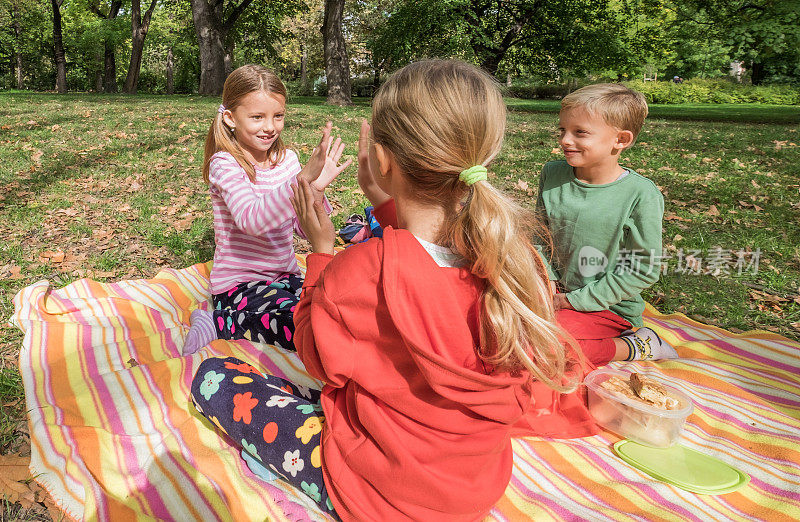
[11,260,800,521]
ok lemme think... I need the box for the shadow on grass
[2,132,182,207]
[505,98,800,124]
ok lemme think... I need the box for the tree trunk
[224,46,233,77]
[477,51,503,78]
[372,66,380,92]
[189,0,254,95]
[322,0,351,105]
[750,61,767,86]
[166,46,174,94]
[13,1,23,89]
[94,53,104,91]
[51,0,67,93]
[89,0,122,92]
[124,0,158,94]
[16,51,23,89]
[191,0,229,95]
[104,45,117,92]
[300,43,307,92]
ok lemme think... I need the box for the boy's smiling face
[558,106,631,172]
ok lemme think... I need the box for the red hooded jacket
[293,201,596,521]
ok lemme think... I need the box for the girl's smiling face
[224,90,285,165]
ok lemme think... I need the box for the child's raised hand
[357,119,391,207]
[302,121,332,181]
[291,179,335,255]
[312,135,352,193]
[299,121,352,200]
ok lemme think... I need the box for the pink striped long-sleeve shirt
[208,150,305,295]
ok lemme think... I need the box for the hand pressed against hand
[303,121,332,179]
[357,119,391,207]
[291,179,335,255]
[298,121,352,202]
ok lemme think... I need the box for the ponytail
[448,181,579,392]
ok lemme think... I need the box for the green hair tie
[459,165,488,186]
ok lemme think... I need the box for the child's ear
[221,110,235,129]
[615,130,635,150]
[373,143,393,178]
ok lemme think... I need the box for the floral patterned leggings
[212,275,303,351]
[190,356,338,517]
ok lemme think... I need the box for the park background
[1,0,799,518]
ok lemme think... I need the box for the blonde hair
[372,60,578,392]
[561,83,649,141]
[203,64,287,183]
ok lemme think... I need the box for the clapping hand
[299,121,352,202]
[291,179,335,255]
[357,119,391,207]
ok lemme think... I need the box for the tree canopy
[0,0,796,96]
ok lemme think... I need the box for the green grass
[506,98,800,123]
[1,93,799,466]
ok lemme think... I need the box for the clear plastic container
[584,368,693,447]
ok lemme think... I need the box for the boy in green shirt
[538,83,677,365]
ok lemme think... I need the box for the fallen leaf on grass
[664,212,692,222]
[1,264,24,280]
[707,205,719,217]
[0,453,42,509]
[685,255,701,272]
[748,289,789,304]
[173,216,195,231]
[38,251,65,264]
[792,322,800,333]
[512,179,529,192]
[550,148,560,154]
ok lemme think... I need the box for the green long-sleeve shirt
[536,160,664,327]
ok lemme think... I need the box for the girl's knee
[191,357,245,406]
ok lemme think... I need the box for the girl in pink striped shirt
[183,64,351,354]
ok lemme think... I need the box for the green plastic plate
[614,440,750,495]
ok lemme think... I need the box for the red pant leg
[557,309,632,367]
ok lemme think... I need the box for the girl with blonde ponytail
[190,60,597,521]
[182,64,352,354]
